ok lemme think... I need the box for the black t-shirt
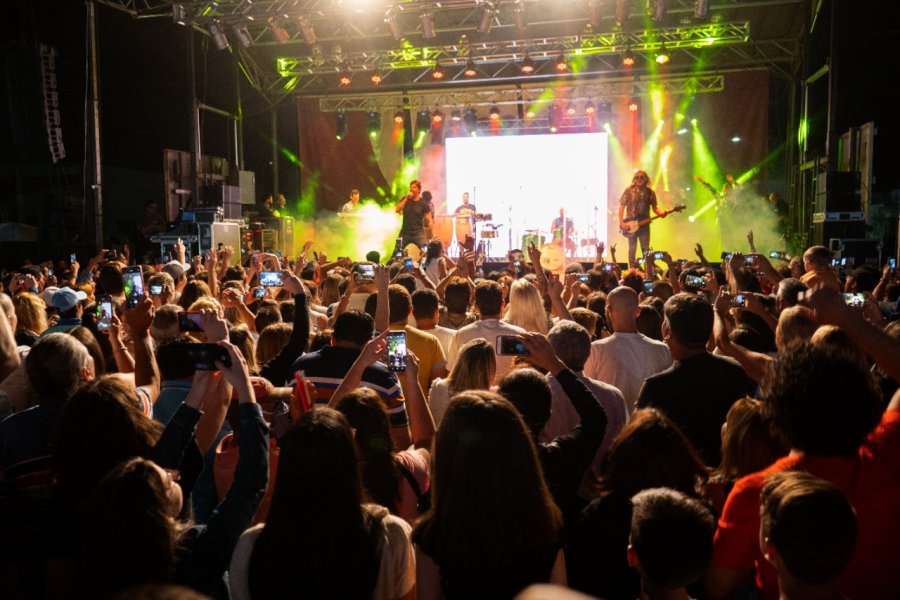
[400,196,433,245]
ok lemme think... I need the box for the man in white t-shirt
[447,280,525,384]
[584,286,671,414]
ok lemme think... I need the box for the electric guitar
[619,204,686,237]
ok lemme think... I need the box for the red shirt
[712,409,900,600]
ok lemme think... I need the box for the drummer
[453,192,477,226]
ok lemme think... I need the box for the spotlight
[463,60,478,78]
[520,55,535,74]
[385,9,403,41]
[677,127,688,135]
[694,0,710,20]
[431,64,445,80]
[420,11,436,40]
[622,48,636,67]
[209,21,230,51]
[585,100,596,115]
[555,54,568,72]
[489,106,501,121]
[566,103,576,116]
[628,99,639,112]
[172,3,187,25]
[512,1,528,33]
[651,0,668,22]
[655,45,670,64]
[731,136,742,143]
[370,70,383,85]
[615,0,630,26]
[450,110,462,122]
[394,110,405,125]
[267,17,290,43]
[367,111,381,139]
[463,107,478,134]
[416,110,431,135]
[336,112,347,140]
[477,2,496,34]
[297,15,316,44]
[338,70,352,87]
[232,23,253,48]
[432,110,444,126]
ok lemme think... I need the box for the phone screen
[721,252,733,260]
[685,274,706,288]
[259,271,283,287]
[642,281,654,293]
[496,334,529,356]
[653,251,664,260]
[769,251,784,259]
[178,312,205,332]
[891,258,897,270]
[149,284,163,295]
[70,253,76,264]
[578,274,590,283]
[733,293,747,308]
[677,259,687,266]
[404,258,414,272]
[386,331,407,371]
[123,268,145,308]
[603,263,615,271]
[96,299,113,331]
[254,287,267,298]
[842,293,866,308]
[358,264,375,281]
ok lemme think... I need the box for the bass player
[618,170,666,267]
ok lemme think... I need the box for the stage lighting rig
[267,17,290,43]
[209,21,230,51]
[336,112,347,140]
[367,111,381,139]
[615,0,630,26]
[416,110,432,134]
[421,11,437,40]
[463,60,478,78]
[232,22,253,48]
[463,108,478,134]
[385,9,404,42]
[512,1,528,33]
[694,0,711,20]
[431,64,446,80]
[297,15,316,45]
[394,110,405,125]
[555,55,568,72]
[338,70,352,87]
[651,0,668,23]
[477,2,496,35]
[520,55,535,74]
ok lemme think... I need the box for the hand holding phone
[357,263,375,282]
[731,293,747,308]
[123,266,145,309]
[96,298,114,331]
[386,331,407,371]
[685,274,707,288]
[259,271,283,287]
[842,292,866,309]
[496,334,530,356]
[578,274,590,283]
[178,312,205,332]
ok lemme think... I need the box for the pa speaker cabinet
[198,222,241,266]
[815,171,861,213]
[811,220,866,246]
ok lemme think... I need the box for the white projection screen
[444,133,608,259]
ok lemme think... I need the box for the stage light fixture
[367,111,381,139]
[731,135,742,143]
[432,110,444,126]
[694,0,710,20]
[463,60,478,78]
[431,64,445,80]
[520,55,535,74]
[267,17,291,43]
[394,110,405,125]
[651,0,668,22]
[385,9,403,41]
[172,3,187,25]
[677,127,688,135]
[477,2,496,34]
[585,101,596,115]
[370,70,384,85]
[512,1,528,33]
[566,103,577,116]
[232,23,253,48]
[628,99,639,112]
[297,15,317,44]
[588,0,603,28]
[489,106,501,121]
[416,109,432,135]
[463,108,478,134]
[615,0,630,26]
[622,48,636,66]
[209,21,230,51]
[338,70,352,87]
[336,112,347,140]
[655,45,670,64]
[555,54,568,72]
[420,11,437,39]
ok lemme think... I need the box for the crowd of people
[1,231,899,600]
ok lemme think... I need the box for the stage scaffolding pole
[87,0,104,250]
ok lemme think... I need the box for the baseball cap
[39,286,60,306]
[51,287,88,312]
[163,260,191,280]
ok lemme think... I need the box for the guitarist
[618,170,666,267]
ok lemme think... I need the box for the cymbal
[524,229,546,234]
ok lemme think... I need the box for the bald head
[606,286,640,333]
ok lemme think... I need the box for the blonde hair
[502,279,549,334]
[256,322,292,365]
[320,273,344,307]
[775,306,818,354]
[14,293,48,335]
[447,338,496,395]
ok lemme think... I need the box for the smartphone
[106,249,118,261]
[251,251,260,266]
[149,284,163,296]
[178,312,204,332]
[890,258,897,272]
[275,250,283,259]
[514,260,522,269]
[69,253,76,264]
[393,238,404,258]
[157,343,232,371]
[254,287,267,298]
[259,271,283,287]
[603,263,616,272]
[769,251,786,260]
[842,292,866,308]
[47,268,54,278]
[357,263,375,282]
[653,251,664,260]
[96,298,113,331]
[496,334,529,356]
[578,274,590,283]
[642,281,654,294]
[744,256,756,265]
[386,331,407,372]
[677,259,687,266]
[404,258,414,272]
[721,251,733,260]
[123,266,145,308]
[685,274,707,288]
[731,293,747,308]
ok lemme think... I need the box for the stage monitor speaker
[249,228,276,254]
[239,171,256,205]
[198,221,241,266]
[815,171,861,213]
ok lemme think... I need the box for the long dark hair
[598,409,708,499]
[248,409,381,598]
[79,458,181,597]
[413,391,562,567]
[335,388,401,514]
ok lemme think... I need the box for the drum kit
[435,212,495,256]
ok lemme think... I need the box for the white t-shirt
[583,332,672,414]
[427,378,452,426]
[447,319,527,384]
[229,505,416,600]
